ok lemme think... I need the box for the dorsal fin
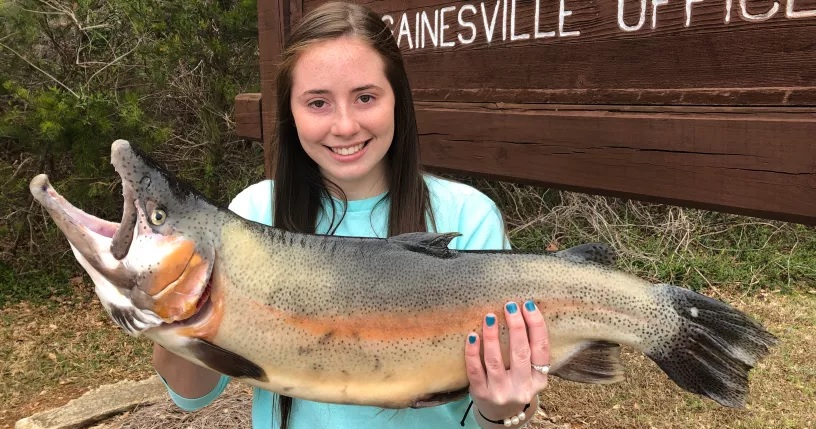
[552,341,624,384]
[388,232,461,258]
[554,243,617,265]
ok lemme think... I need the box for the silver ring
[532,364,550,375]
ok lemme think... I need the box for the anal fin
[411,386,470,408]
[553,341,624,384]
[189,338,268,382]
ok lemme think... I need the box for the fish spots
[319,331,334,344]
[213,223,709,404]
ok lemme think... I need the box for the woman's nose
[331,107,361,137]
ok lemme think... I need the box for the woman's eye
[150,209,167,226]
[359,95,374,103]
[309,100,326,109]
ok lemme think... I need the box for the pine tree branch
[86,37,143,86]
[0,40,80,98]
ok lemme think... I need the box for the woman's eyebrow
[352,84,379,92]
[301,84,381,96]
[303,89,329,95]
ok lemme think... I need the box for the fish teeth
[331,142,366,156]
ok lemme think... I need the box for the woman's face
[290,36,396,199]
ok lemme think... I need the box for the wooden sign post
[235,0,816,225]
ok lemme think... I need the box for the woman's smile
[327,138,372,159]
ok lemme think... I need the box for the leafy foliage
[1,0,264,304]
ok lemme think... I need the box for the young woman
[154,2,552,428]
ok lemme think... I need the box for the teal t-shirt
[161,175,510,428]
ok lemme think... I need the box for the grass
[0,289,154,428]
[2,181,815,428]
[0,262,80,307]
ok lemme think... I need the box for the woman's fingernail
[468,334,477,344]
[486,315,496,327]
[525,300,536,311]
[506,302,518,314]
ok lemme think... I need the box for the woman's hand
[465,300,550,428]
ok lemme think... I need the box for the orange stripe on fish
[245,298,641,343]
[244,300,492,341]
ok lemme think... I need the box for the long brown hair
[271,2,433,426]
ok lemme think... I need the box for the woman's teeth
[331,141,367,156]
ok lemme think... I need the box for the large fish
[29,140,776,409]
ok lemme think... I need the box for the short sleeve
[455,200,510,252]
[228,180,274,226]
[158,372,231,411]
[424,175,511,252]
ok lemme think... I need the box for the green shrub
[0,0,263,305]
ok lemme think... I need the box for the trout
[29,140,776,409]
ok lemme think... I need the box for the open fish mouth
[40,182,120,238]
[167,281,213,326]
[30,174,127,281]
[29,173,212,333]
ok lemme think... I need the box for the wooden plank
[303,0,816,106]
[415,105,816,224]
[229,95,816,140]
[290,0,303,32]
[228,93,816,223]
[234,93,263,141]
[257,0,289,178]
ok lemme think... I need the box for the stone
[15,376,166,429]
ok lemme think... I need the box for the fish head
[30,139,220,334]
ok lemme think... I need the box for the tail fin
[647,284,777,408]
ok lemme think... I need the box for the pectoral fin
[189,338,268,382]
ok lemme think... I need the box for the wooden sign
[236,0,816,224]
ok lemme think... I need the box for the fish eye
[149,208,167,226]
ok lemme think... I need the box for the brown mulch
[93,384,252,429]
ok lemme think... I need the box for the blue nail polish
[486,315,496,327]
[506,302,518,314]
[468,334,477,344]
[525,300,536,311]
